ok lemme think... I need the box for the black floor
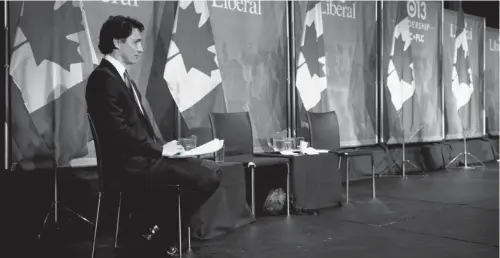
[15,162,500,258]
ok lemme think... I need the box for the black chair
[87,114,189,255]
[306,111,375,203]
[209,112,291,216]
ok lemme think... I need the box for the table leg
[346,157,350,204]
[250,165,255,216]
[286,162,290,217]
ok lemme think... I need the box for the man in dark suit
[85,15,221,256]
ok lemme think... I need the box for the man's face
[118,28,143,65]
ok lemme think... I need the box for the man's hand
[162,140,185,157]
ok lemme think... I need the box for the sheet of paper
[280,150,299,156]
[170,139,224,158]
[303,147,319,155]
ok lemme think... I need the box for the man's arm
[97,74,163,158]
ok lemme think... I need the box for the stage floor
[25,162,499,258]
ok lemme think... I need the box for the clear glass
[267,130,289,151]
[179,135,197,151]
[282,138,294,151]
[215,144,225,163]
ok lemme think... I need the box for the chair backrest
[306,111,341,151]
[209,112,254,155]
[87,113,104,191]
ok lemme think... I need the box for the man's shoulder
[89,65,118,82]
[89,64,110,77]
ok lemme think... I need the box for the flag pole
[4,0,11,171]
[290,0,297,139]
[173,2,181,140]
[378,1,384,144]
[175,108,181,139]
[285,0,296,138]
[285,1,291,138]
[441,0,445,140]
[482,17,486,136]
[375,0,379,144]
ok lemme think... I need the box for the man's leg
[147,157,222,247]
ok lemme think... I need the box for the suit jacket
[86,59,162,180]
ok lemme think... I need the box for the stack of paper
[172,138,224,158]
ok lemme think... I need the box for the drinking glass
[215,144,225,163]
[282,138,294,151]
[179,135,197,151]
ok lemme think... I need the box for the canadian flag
[296,1,327,111]
[9,0,98,167]
[163,0,227,129]
[386,1,415,112]
[451,5,473,111]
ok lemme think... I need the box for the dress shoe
[165,245,180,257]
[165,242,189,257]
[142,225,161,241]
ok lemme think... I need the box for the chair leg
[346,158,350,204]
[54,169,59,223]
[249,164,256,216]
[91,192,102,258]
[286,162,290,217]
[177,189,182,257]
[372,155,376,199]
[188,226,191,250]
[114,192,122,249]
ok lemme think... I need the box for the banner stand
[392,125,425,178]
[446,127,486,169]
[379,123,427,178]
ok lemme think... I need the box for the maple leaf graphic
[302,23,325,78]
[18,1,84,71]
[456,46,471,85]
[174,2,218,76]
[392,32,413,84]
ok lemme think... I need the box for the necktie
[123,71,159,143]
[124,71,145,115]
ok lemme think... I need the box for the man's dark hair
[98,15,144,55]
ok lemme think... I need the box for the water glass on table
[282,138,294,151]
[215,144,225,163]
